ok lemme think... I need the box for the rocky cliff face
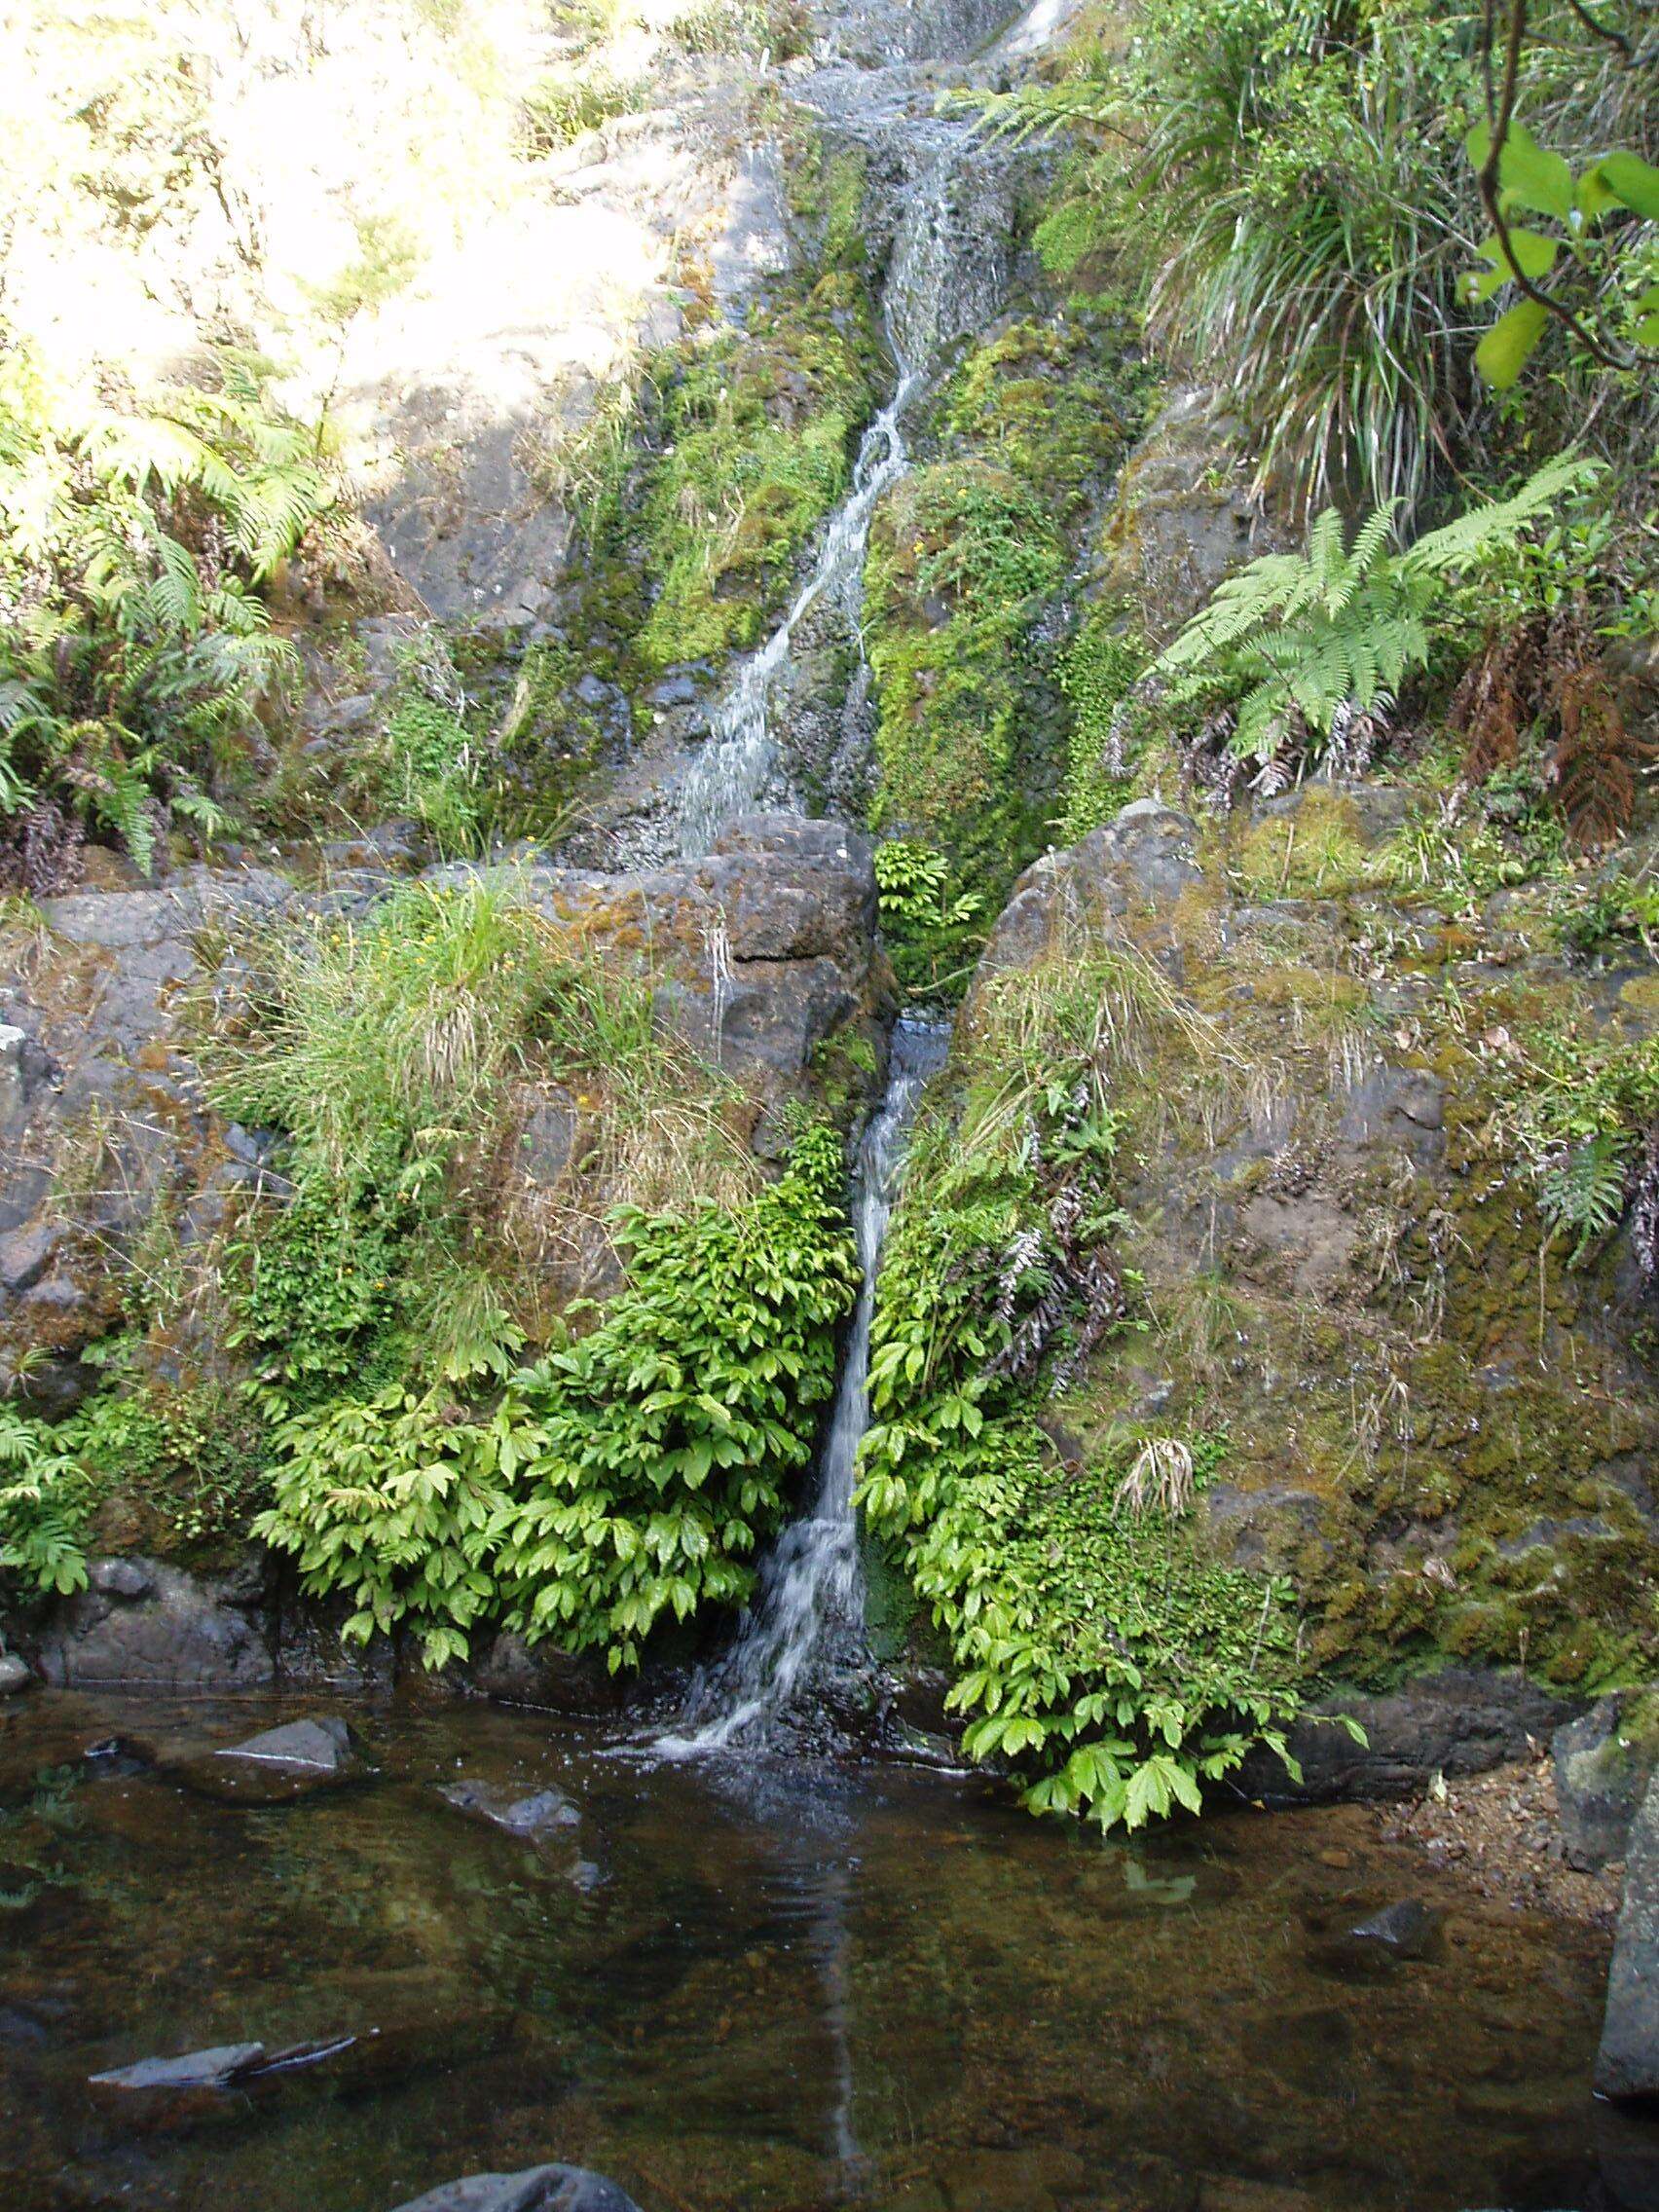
[969,785,1659,1779]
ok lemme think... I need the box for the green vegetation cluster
[864,306,1153,981]
[856,948,1308,1829]
[998,0,1656,518]
[0,880,858,1675]
[0,346,331,889]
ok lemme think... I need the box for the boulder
[389,2168,643,2212]
[0,1651,30,1695]
[1555,1695,1658,1871]
[29,1557,275,1693]
[1597,1770,1659,2102]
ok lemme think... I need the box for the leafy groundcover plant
[855,955,1318,1831]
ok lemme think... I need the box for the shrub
[252,1120,856,1668]
[0,343,330,886]
[855,968,1307,1830]
[1152,454,1593,765]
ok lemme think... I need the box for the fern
[1539,1134,1629,1262]
[1154,457,1599,763]
[0,340,324,884]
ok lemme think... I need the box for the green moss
[863,301,1152,919]
[627,224,881,673]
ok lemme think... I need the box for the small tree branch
[1563,0,1632,57]
[1476,0,1636,375]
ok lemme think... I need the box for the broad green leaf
[1597,150,1659,221]
[1474,228,1558,286]
[1475,298,1551,389]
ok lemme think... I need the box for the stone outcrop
[1555,1693,1659,1871]
[1,818,884,1393]
[0,866,295,1402]
[970,785,1659,1778]
[30,1556,276,1693]
[1598,1769,1659,2101]
[1097,386,1294,644]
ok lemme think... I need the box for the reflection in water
[0,1691,1632,2212]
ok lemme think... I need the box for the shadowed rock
[1598,1771,1659,2102]
[168,1714,372,1804]
[389,2167,642,2212]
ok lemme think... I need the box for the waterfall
[657,1014,949,1755]
[677,113,1011,857]
[677,375,917,858]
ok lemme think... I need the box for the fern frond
[1407,455,1599,576]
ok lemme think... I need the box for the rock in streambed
[390,2168,642,2212]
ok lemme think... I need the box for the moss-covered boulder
[942,780,1659,1782]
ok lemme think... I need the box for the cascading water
[677,111,1012,857]
[657,1014,949,1755]
[677,376,917,857]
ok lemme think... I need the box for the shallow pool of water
[0,1690,1641,2211]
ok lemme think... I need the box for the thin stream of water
[658,1015,950,1756]
[678,103,1008,856]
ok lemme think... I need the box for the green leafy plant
[0,1401,98,1595]
[1153,456,1594,761]
[0,342,331,886]
[855,958,1307,1831]
[873,840,986,1003]
[1461,0,1659,392]
[253,1120,856,1668]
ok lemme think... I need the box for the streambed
[0,1690,1621,2212]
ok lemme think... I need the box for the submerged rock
[167,1714,371,1804]
[1349,1899,1441,1960]
[438,1779,579,1842]
[88,2035,356,2126]
[390,2167,643,2212]
[1597,1771,1659,2102]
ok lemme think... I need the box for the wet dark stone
[1599,1772,1659,2102]
[389,2166,643,2212]
[438,1779,579,1842]
[1350,1899,1441,1960]
[168,1715,371,1803]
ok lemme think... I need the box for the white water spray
[657,1015,949,1755]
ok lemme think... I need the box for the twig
[1476,0,1637,374]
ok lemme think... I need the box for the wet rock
[0,1652,30,1696]
[1597,1770,1659,2101]
[1555,1695,1658,1872]
[1349,1899,1441,1960]
[438,1779,579,1843]
[29,1557,275,1694]
[390,2166,643,2212]
[1236,1669,1579,1804]
[168,1714,370,1804]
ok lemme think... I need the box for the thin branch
[1563,0,1632,56]
[1476,0,1634,374]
